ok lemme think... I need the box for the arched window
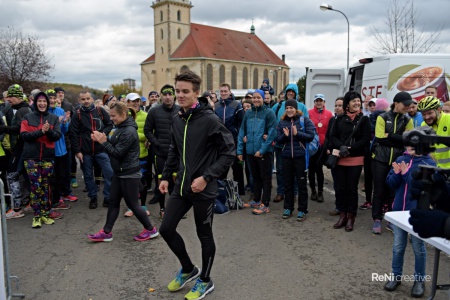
[263,69,269,81]
[161,46,164,54]
[253,68,259,89]
[207,64,213,91]
[180,65,189,73]
[161,29,163,39]
[283,71,287,88]
[242,67,248,89]
[177,10,181,21]
[231,66,237,89]
[160,11,163,22]
[177,28,181,39]
[219,65,225,85]
[272,70,278,95]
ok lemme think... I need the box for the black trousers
[104,176,153,233]
[52,154,71,205]
[283,157,308,212]
[154,155,174,210]
[334,165,363,214]
[308,148,325,192]
[159,194,215,281]
[247,153,273,206]
[371,160,394,220]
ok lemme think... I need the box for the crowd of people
[2,73,450,299]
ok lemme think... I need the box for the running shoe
[32,216,41,228]
[70,178,78,188]
[23,204,33,212]
[243,200,260,209]
[87,229,113,242]
[252,204,270,215]
[184,278,215,300]
[159,209,165,221]
[167,266,201,292]
[40,215,55,225]
[282,209,292,219]
[297,211,307,222]
[54,200,71,210]
[133,227,159,241]
[62,194,78,202]
[48,211,63,219]
[6,209,25,219]
[372,219,382,234]
[359,202,372,210]
[124,209,134,217]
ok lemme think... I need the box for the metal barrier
[1,179,25,299]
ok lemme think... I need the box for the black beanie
[54,87,65,93]
[285,99,298,110]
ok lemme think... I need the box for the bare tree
[0,27,54,92]
[370,0,443,54]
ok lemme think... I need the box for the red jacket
[308,107,333,146]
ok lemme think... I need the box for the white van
[305,53,450,110]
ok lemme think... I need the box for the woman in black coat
[88,101,159,242]
[329,91,371,232]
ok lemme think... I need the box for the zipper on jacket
[40,114,43,160]
[389,114,399,165]
[180,114,192,196]
[291,119,294,158]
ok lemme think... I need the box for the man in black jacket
[144,84,180,218]
[159,71,235,300]
[69,91,113,209]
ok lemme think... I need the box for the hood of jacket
[285,83,298,99]
[118,116,138,130]
[32,92,50,115]
[263,78,270,85]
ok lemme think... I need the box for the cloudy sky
[2,0,449,91]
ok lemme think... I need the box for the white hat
[125,93,141,101]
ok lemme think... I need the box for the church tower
[151,0,193,61]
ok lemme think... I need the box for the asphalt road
[5,171,450,300]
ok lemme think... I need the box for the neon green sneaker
[40,215,55,225]
[167,266,200,292]
[32,217,41,228]
[184,278,214,300]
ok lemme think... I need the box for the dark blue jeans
[81,152,113,199]
[282,157,308,213]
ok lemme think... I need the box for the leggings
[159,194,215,281]
[103,176,153,233]
[25,160,53,217]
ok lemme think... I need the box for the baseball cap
[314,94,326,101]
[393,91,414,106]
[125,93,141,101]
[369,98,377,105]
[7,84,24,99]
[141,96,147,102]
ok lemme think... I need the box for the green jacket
[135,110,148,158]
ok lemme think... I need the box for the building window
[219,65,225,85]
[242,67,248,89]
[283,71,287,88]
[253,68,259,89]
[180,65,189,73]
[177,28,181,39]
[177,10,181,21]
[272,70,278,94]
[207,64,213,90]
[161,46,164,54]
[160,11,163,22]
[161,29,163,39]
[263,69,268,81]
[231,66,237,89]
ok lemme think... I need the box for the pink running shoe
[133,227,159,241]
[87,229,113,242]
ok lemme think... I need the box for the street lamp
[320,3,350,71]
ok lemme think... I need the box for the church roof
[142,23,288,66]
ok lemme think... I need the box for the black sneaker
[102,198,109,208]
[310,190,317,201]
[317,191,324,203]
[89,197,98,209]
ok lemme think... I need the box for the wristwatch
[203,175,213,183]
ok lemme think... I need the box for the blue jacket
[411,112,424,128]
[237,105,277,156]
[386,153,436,211]
[48,106,68,157]
[272,83,309,122]
[214,96,244,141]
[276,114,315,159]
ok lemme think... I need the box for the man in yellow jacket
[418,96,450,168]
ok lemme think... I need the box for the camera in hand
[403,127,450,212]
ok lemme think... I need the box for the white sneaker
[6,209,25,219]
